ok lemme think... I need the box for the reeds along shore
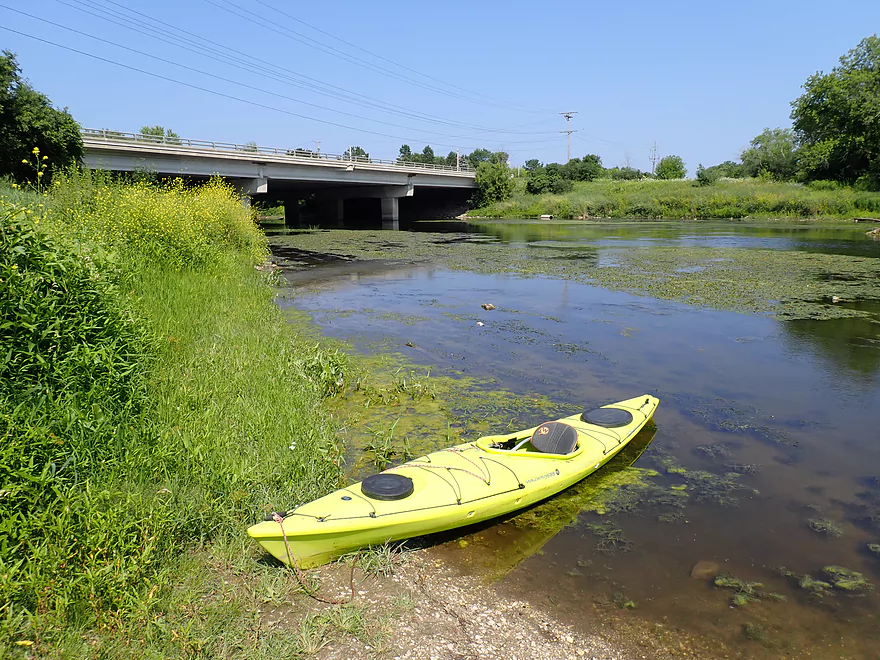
[472,178,880,221]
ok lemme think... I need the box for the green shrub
[1,178,346,647]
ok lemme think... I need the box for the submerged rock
[690,560,720,580]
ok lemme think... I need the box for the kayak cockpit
[476,421,584,458]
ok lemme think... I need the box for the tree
[397,144,413,162]
[791,35,880,188]
[445,151,458,167]
[740,128,797,180]
[524,160,574,194]
[420,145,436,164]
[562,154,603,181]
[488,151,509,165]
[655,155,687,179]
[139,125,181,145]
[523,159,542,172]
[467,148,492,168]
[474,161,514,206]
[607,166,643,180]
[0,51,82,183]
[343,146,369,161]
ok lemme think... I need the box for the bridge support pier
[381,197,399,230]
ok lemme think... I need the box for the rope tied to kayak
[272,512,359,605]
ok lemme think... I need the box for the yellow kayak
[248,394,659,568]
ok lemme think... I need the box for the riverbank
[1,176,351,655]
[470,178,880,221]
[2,177,671,659]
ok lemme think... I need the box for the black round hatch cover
[582,407,634,428]
[361,473,414,501]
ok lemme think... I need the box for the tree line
[3,35,879,198]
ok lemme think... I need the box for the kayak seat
[530,421,578,455]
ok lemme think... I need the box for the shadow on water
[414,424,658,581]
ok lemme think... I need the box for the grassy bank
[1,175,353,656]
[471,178,880,220]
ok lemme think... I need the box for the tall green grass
[0,174,347,653]
[473,178,880,220]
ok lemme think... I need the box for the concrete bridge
[81,129,477,228]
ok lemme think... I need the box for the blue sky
[1,1,878,173]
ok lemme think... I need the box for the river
[268,220,880,658]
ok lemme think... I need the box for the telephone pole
[559,111,578,163]
[313,139,321,154]
[649,141,659,175]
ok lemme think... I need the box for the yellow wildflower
[32,147,40,154]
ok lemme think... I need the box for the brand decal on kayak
[525,469,561,484]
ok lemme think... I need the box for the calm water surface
[271,222,880,658]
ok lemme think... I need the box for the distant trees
[655,155,687,179]
[561,154,604,182]
[740,128,797,180]
[695,161,745,185]
[607,166,643,180]
[0,51,82,183]
[791,34,880,189]
[467,148,492,168]
[139,125,181,144]
[343,145,369,161]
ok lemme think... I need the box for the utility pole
[649,141,659,175]
[456,148,460,171]
[313,139,321,154]
[559,111,578,163]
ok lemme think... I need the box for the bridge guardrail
[81,129,476,174]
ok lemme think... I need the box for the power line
[53,0,559,137]
[204,0,545,115]
[3,6,556,145]
[0,24,562,153]
[250,0,554,115]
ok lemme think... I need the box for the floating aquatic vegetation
[670,393,791,445]
[695,442,734,459]
[777,565,872,596]
[742,623,766,641]
[808,518,844,538]
[724,463,762,475]
[583,522,635,555]
[869,543,880,557]
[270,228,880,322]
[658,511,685,524]
[612,591,637,609]
[510,465,662,533]
[822,566,873,593]
[713,574,774,607]
[687,470,753,507]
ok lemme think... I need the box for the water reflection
[781,309,880,383]
[442,219,880,258]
